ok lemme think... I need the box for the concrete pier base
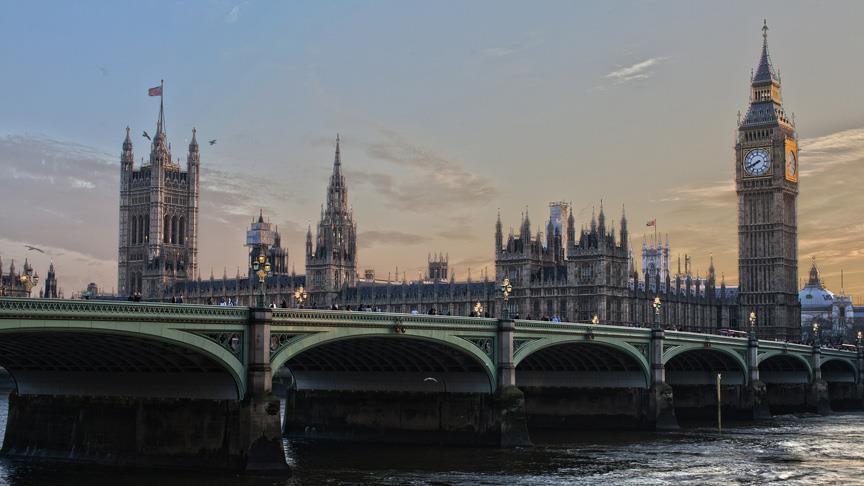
[746,380,772,420]
[649,383,679,430]
[0,393,287,472]
[495,386,531,447]
[810,380,832,416]
[283,388,532,447]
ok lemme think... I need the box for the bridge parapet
[272,308,498,331]
[0,297,248,324]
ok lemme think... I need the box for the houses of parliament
[118,23,818,340]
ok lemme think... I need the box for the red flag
[148,85,162,97]
[646,219,656,227]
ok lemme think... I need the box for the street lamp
[652,296,662,330]
[251,248,272,308]
[591,315,599,325]
[812,322,820,347]
[294,286,309,309]
[19,267,39,298]
[500,278,512,319]
[749,311,757,339]
[473,302,483,317]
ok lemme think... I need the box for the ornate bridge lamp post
[749,311,757,339]
[812,322,821,348]
[473,301,484,317]
[591,315,599,325]
[251,250,272,308]
[652,296,662,330]
[500,278,512,319]
[19,266,39,298]
[293,286,308,309]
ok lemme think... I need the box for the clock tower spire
[735,20,800,340]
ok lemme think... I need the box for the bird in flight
[209,139,217,145]
[24,245,45,254]
[142,130,151,141]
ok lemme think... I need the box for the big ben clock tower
[736,21,800,340]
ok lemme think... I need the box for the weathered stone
[1,393,286,472]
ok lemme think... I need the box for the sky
[1,1,863,300]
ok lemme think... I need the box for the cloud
[798,127,864,177]
[479,33,543,59]
[606,57,667,84]
[224,2,248,23]
[358,230,425,249]
[481,47,517,58]
[348,130,497,212]
[68,177,95,190]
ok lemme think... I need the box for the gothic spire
[155,80,166,136]
[189,127,198,151]
[752,20,778,86]
[335,133,341,167]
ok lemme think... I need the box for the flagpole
[161,79,165,133]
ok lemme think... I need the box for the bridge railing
[271,308,498,330]
[0,297,248,324]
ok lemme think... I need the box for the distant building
[41,261,59,298]
[305,135,357,308]
[0,258,37,298]
[799,260,860,343]
[173,211,302,306]
[117,96,199,299]
[427,253,448,281]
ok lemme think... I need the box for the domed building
[799,259,854,343]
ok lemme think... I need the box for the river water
[1,395,862,485]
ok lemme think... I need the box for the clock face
[785,149,798,180]
[744,148,771,176]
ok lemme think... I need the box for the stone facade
[41,261,58,299]
[0,259,37,298]
[305,135,357,308]
[117,97,199,299]
[735,22,801,340]
[493,204,739,331]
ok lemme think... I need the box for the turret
[620,205,628,250]
[306,225,313,259]
[122,126,134,169]
[597,201,606,237]
[495,210,503,254]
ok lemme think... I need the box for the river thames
[1,396,862,485]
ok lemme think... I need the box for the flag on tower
[646,219,656,227]
[148,85,162,97]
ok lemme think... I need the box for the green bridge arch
[757,349,814,381]
[270,328,498,392]
[0,320,247,399]
[662,343,748,378]
[512,336,651,387]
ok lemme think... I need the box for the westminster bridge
[0,298,861,471]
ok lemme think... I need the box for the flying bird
[209,139,217,145]
[24,245,45,254]
[142,130,151,141]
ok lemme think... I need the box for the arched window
[164,215,170,243]
[131,216,137,245]
[144,215,149,242]
[136,215,142,244]
[178,217,185,245]
[171,216,178,244]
